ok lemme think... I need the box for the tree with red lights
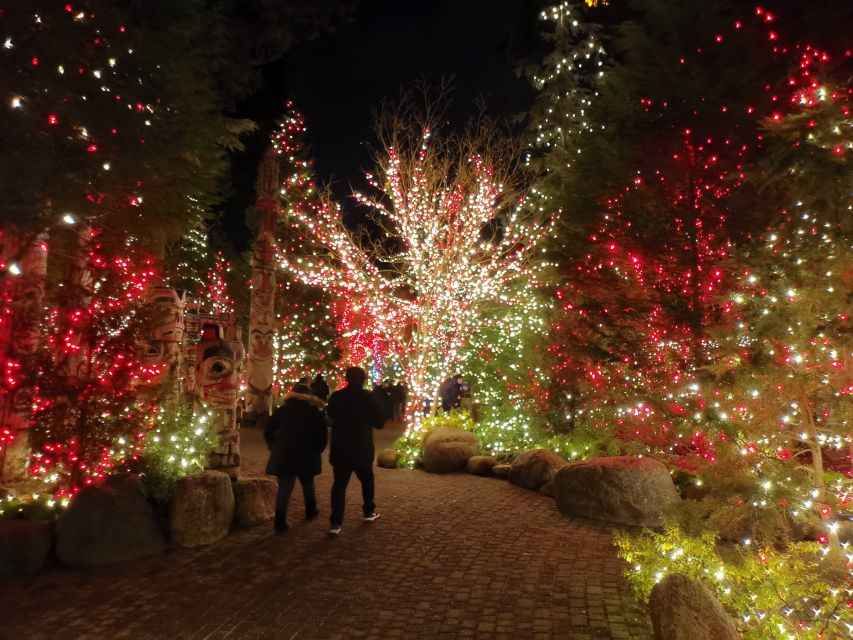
[0,1,242,487]
[534,1,792,451]
[709,42,852,530]
[22,238,161,496]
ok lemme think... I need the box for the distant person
[310,373,330,401]
[390,381,406,422]
[439,374,463,412]
[326,366,384,535]
[372,379,394,424]
[459,379,473,413]
[264,383,328,534]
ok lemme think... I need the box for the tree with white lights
[282,98,554,428]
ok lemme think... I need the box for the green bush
[614,524,850,639]
[129,405,216,504]
[392,409,606,468]
[0,495,62,522]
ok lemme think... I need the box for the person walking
[264,383,328,534]
[310,373,330,401]
[326,366,384,535]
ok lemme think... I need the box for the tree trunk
[0,229,48,482]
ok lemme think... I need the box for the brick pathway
[2,426,651,640]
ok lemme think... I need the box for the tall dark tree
[0,1,243,254]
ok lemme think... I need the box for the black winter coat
[326,385,384,467]
[264,393,328,477]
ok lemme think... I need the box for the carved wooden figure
[245,148,279,423]
[195,322,245,477]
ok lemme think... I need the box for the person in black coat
[325,366,384,534]
[264,384,328,534]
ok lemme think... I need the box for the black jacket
[326,385,384,467]
[264,392,328,477]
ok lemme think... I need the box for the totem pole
[244,148,279,426]
[0,230,48,482]
[139,285,185,404]
[195,321,245,478]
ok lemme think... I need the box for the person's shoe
[363,511,381,522]
[305,507,320,520]
[274,512,287,534]
[329,525,342,536]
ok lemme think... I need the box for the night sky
[222,0,539,250]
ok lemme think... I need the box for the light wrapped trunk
[0,229,48,482]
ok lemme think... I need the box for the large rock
[55,474,165,568]
[649,573,739,640]
[233,478,276,528]
[539,481,555,498]
[170,471,234,547]
[421,427,480,473]
[553,456,679,527]
[0,520,52,574]
[467,455,498,475]
[376,448,400,469]
[508,449,567,490]
[492,463,511,478]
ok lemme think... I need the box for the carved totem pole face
[196,323,245,407]
[140,287,185,390]
[147,287,186,343]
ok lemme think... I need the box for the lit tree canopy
[282,100,554,424]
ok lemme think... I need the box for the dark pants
[330,464,375,527]
[276,474,317,526]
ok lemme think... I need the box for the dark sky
[221,0,540,251]
[283,0,537,191]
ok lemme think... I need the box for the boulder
[467,455,498,475]
[539,481,555,498]
[492,463,511,478]
[421,427,480,473]
[169,471,234,547]
[553,456,679,527]
[0,520,52,574]
[233,478,276,528]
[508,449,567,490]
[377,448,400,469]
[649,573,739,640]
[55,474,165,568]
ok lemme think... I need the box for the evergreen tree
[534,1,801,447]
[0,1,241,252]
[710,38,852,529]
[271,104,339,389]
